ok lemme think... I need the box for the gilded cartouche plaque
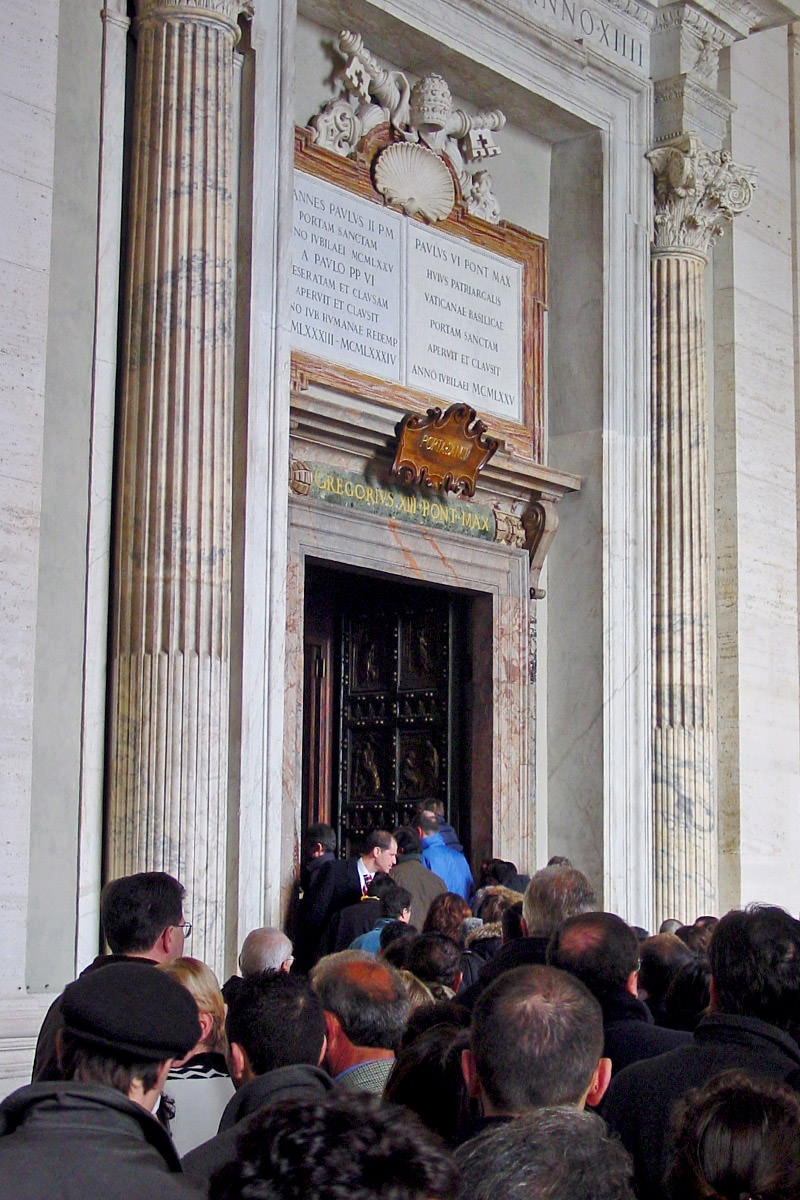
[392,404,498,497]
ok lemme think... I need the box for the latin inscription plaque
[296,462,496,541]
[291,173,403,382]
[407,227,521,421]
[291,128,547,461]
[291,171,523,423]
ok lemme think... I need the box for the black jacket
[0,1081,202,1200]
[457,936,550,1009]
[599,988,690,1076]
[321,896,383,955]
[603,1012,800,1200]
[294,859,362,971]
[285,852,336,945]
[182,1063,333,1180]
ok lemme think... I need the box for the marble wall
[0,0,63,1094]
[715,27,800,914]
[27,0,105,992]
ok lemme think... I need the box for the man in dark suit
[294,830,397,972]
[320,873,396,956]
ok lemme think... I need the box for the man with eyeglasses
[31,871,190,1082]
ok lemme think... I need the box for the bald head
[239,928,294,976]
[548,912,639,998]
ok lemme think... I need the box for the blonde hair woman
[158,957,234,1155]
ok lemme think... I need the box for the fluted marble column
[647,134,755,922]
[107,0,244,971]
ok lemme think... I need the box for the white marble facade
[3,0,800,1097]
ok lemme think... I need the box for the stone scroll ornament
[646,132,757,256]
[308,29,506,224]
[392,404,499,497]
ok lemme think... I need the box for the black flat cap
[62,961,200,1061]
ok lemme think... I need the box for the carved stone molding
[522,495,560,599]
[602,0,654,30]
[647,132,757,257]
[103,0,131,27]
[493,509,526,550]
[653,76,733,148]
[289,459,313,496]
[652,0,797,41]
[652,4,731,40]
[290,363,310,393]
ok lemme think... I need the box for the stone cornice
[599,0,656,31]
[650,0,800,38]
[647,132,756,255]
[653,73,732,117]
[651,3,734,45]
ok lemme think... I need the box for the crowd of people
[4,808,800,1200]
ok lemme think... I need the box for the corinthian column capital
[646,132,757,258]
[135,0,251,37]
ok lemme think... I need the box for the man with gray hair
[459,865,596,1008]
[310,951,409,1094]
[456,1107,635,1200]
[239,928,294,976]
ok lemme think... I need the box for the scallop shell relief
[374,143,455,223]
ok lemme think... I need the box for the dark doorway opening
[302,562,482,863]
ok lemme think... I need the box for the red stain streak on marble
[388,520,423,577]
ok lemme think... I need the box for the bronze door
[303,564,466,855]
[341,587,459,851]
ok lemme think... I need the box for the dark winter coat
[599,988,690,1076]
[0,1081,202,1200]
[456,935,550,1009]
[603,1012,800,1199]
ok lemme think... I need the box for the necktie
[362,873,373,895]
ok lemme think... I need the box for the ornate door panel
[338,589,457,852]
